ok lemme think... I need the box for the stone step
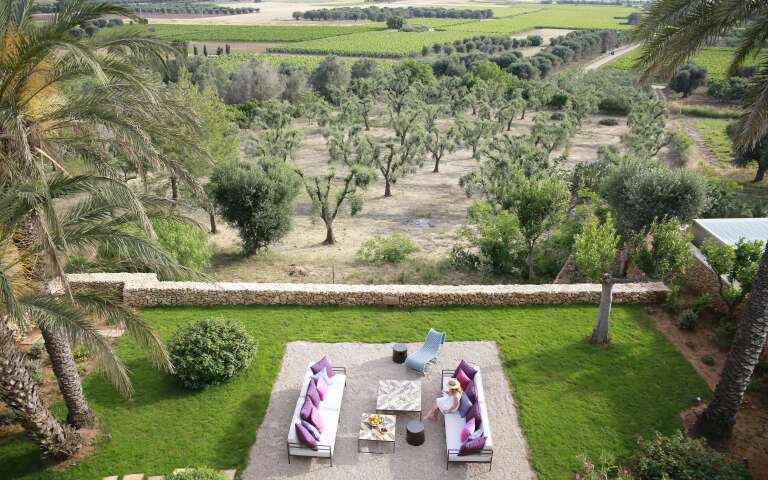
[147,476,165,480]
[102,477,118,480]
[123,475,144,480]
[219,470,236,480]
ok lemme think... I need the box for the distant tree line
[293,6,493,22]
[67,17,126,38]
[430,29,628,80]
[34,1,258,15]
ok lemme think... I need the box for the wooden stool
[392,343,407,364]
[406,420,425,446]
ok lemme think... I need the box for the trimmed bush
[27,340,45,360]
[599,118,619,126]
[357,234,418,264]
[168,319,257,389]
[167,468,226,480]
[630,431,750,480]
[598,96,631,115]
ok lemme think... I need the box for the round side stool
[406,420,425,446]
[392,343,407,364]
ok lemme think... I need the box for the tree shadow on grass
[0,432,50,479]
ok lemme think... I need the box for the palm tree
[634,0,768,438]
[0,176,195,454]
[1,0,209,443]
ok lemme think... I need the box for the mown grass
[0,305,708,480]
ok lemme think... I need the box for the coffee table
[376,380,422,420]
[358,413,396,454]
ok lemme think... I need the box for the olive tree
[225,59,284,104]
[209,160,301,255]
[310,56,351,104]
[701,237,764,319]
[244,100,302,162]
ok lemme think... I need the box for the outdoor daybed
[441,362,493,470]
[286,359,347,466]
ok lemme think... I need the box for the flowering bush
[576,454,633,480]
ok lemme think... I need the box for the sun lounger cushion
[310,356,335,379]
[458,435,486,456]
[456,369,471,390]
[454,360,478,380]
[295,422,318,450]
[301,420,321,441]
[458,393,473,417]
[306,379,321,406]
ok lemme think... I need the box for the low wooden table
[376,380,422,420]
[358,413,396,454]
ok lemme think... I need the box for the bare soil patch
[207,112,628,283]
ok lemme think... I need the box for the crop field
[144,23,384,42]
[211,52,394,73]
[607,47,749,80]
[443,5,637,34]
[268,29,474,57]
[692,118,734,165]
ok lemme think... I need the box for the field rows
[145,23,385,42]
[606,47,747,80]
[211,52,394,73]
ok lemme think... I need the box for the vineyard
[607,47,747,80]
[145,23,385,42]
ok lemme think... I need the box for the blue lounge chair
[405,328,446,374]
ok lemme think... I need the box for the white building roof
[693,218,768,246]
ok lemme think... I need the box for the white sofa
[286,363,347,466]
[442,366,493,470]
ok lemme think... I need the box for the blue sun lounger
[405,328,446,374]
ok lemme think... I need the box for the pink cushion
[306,378,321,407]
[310,356,335,379]
[454,360,478,380]
[309,404,324,433]
[300,397,313,421]
[295,422,318,450]
[314,377,328,401]
[465,401,482,430]
[458,435,486,456]
[455,368,471,391]
[460,417,476,442]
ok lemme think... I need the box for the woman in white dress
[424,378,462,421]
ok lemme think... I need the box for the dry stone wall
[59,273,668,308]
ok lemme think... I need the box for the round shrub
[152,218,212,272]
[356,234,418,264]
[598,96,631,115]
[678,308,698,331]
[168,319,257,389]
[599,118,620,126]
[167,468,226,480]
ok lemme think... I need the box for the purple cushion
[310,356,335,379]
[295,422,318,450]
[458,435,486,456]
[458,393,473,417]
[300,397,313,420]
[312,367,334,386]
[314,377,328,401]
[465,381,478,404]
[301,419,321,441]
[465,401,482,430]
[454,360,478,380]
[306,378,321,407]
[468,427,484,441]
[455,368,471,391]
[460,417,476,442]
[309,404,324,433]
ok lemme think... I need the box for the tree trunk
[526,247,534,280]
[209,211,217,235]
[363,114,370,131]
[590,274,614,344]
[384,178,392,197]
[0,321,82,459]
[433,157,440,173]
[322,222,335,245]
[753,164,766,183]
[170,175,178,202]
[41,327,95,429]
[696,245,768,438]
[472,145,478,159]
[520,107,527,120]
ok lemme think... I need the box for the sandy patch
[243,340,534,479]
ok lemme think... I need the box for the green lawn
[0,305,709,480]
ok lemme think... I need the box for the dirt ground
[649,306,768,480]
[206,111,627,283]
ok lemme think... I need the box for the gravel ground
[243,341,535,479]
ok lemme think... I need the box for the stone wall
[57,273,668,308]
[682,245,730,314]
